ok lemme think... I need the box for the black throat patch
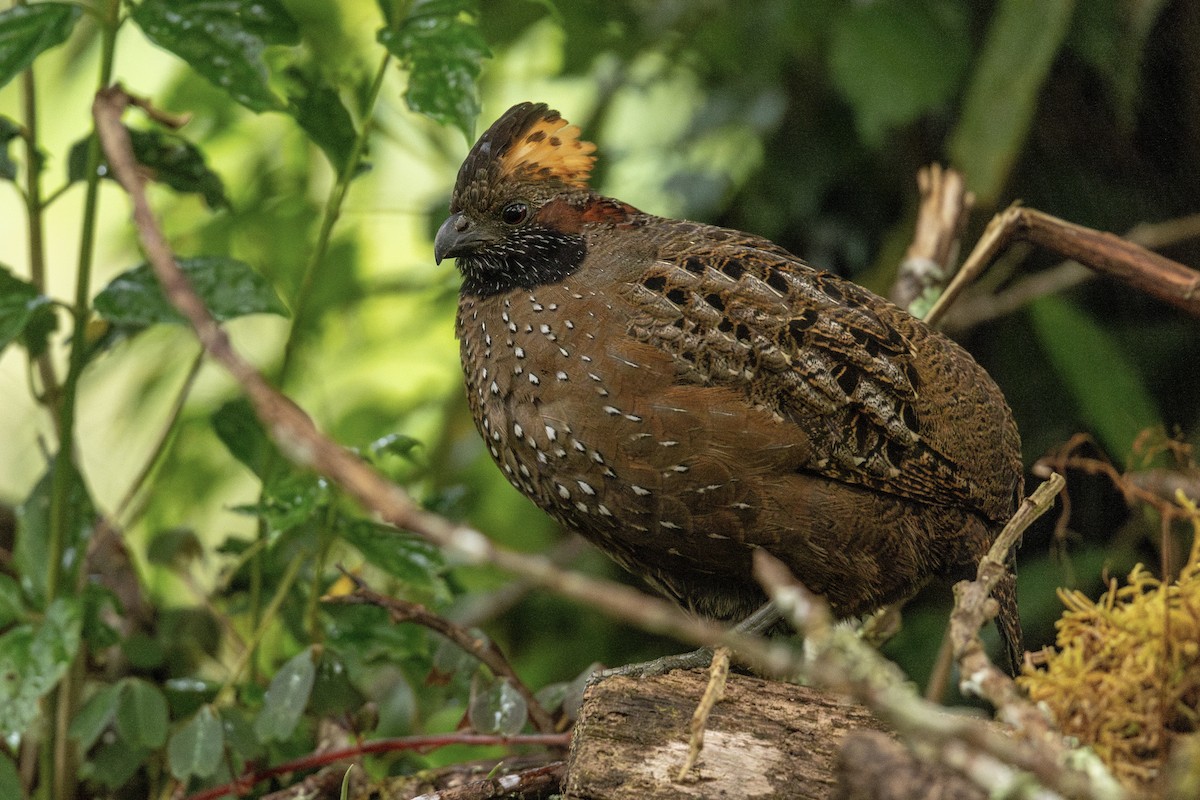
[457,227,587,298]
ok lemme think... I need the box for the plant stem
[46,0,119,603]
[215,553,306,708]
[305,498,340,641]
[277,50,392,383]
[40,3,121,799]
[18,35,62,427]
[114,347,206,528]
[248,50,392,636]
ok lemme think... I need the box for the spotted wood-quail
[434,102,1025,670]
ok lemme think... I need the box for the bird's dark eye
[501,202,529,226]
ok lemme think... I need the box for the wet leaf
[131,0,299,112]
[14,459,95,605]
[116,678,169,749]
[0,598,82,738]
[379,0,491,141]
[340,521,446,592]
[0,3,81,90]
[0,265,54,357]
[94,256,287,332]
[286,69,359,174]
[254,646,317,742]
[68,128,228,208]
[467,672,526,735]
[168,705,225,780]
[70,683,122,752]
[0,115,19,181]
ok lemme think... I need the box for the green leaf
[286,69,359,175]
[948,0,1076,204]
[93,256,287,332]
[468,673,526,735]
[1067,0,1168,128]
[131,0,299,112]
[168,705,225,780]
[14,459,95,605]
[341,521,446,591]
[146,526,205,569]
[115,678,169,749]
[219,706,264,762]
[366,433,424,463]
[0,575,23,628]
[254,646,317,742]
[0,115,20,181]
[0,3,82,90]
[212,397,282,479]
[87,737,150,789]
[70,683,122,752]
[379,0,491,141]
[79,584,121,651]
[309,649,365,716]
[828,0,970,147]
[0,598,82,739]
[0,754,18,800]
[68,128,228,208]
[1028,295,1161,462]
[232,471,330,533]
[0,265,54,356]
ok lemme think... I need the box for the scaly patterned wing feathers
[621,221,1013,523]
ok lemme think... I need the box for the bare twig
[949,473,1064,731]
[926,204,1200,327]
[331,576,558,734]
[182,733,570,800]
[1126,468,1200,506]
[677,645,730,781]
[892,165,974,311]
[941,212,1200,332]
[1033,437,1197,524]
[409,761,566,800]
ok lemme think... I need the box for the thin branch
[926,205,1200,327]
[332,576,558,734]
[891,164,974,312]
[949,473,1064,732]
[407,761,566,800]
[183,734,569,800]
[941,212,1200,332]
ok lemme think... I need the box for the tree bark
[564,669,890,799]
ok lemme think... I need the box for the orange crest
[497,111,596,188]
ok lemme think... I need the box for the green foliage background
[0,0,1198,796]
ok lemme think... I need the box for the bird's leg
[859,600,905,647]
[593,601,782,681]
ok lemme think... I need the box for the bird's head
[435,102,602,297]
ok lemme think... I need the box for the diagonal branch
[926,204,1200,326]
[332,575,558,734]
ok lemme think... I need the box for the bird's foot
[593,646,715,681]
[589,601,783,682]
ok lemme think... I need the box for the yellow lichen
[1017,495,1200,792]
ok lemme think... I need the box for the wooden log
[564,668,889,799]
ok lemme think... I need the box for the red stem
[183,732,571,800]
